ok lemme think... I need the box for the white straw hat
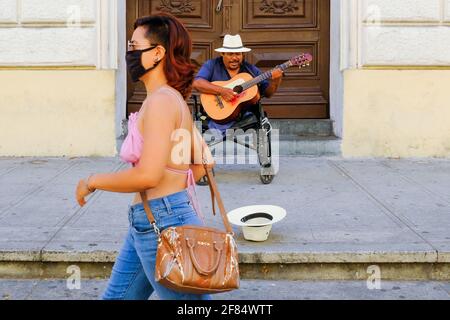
[227,205,287,242]
[215,34,252,53]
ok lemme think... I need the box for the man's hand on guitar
[219,87,237,102]
[271,68,284,80]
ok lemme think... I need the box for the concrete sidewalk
[0,156,449,280]
[1,280,449,300]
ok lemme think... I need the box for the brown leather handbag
[139,163,240,294]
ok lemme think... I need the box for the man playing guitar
[193,34,283,134]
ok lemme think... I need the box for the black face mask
[126,46,161,82]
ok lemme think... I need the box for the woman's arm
[88,93,177,193]
[85,167,160,194]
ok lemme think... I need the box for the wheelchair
[191,93,276,185]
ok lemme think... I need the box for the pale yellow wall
[0,70,117,157]
[342,70,450,158]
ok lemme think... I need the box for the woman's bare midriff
[131,171,189,205]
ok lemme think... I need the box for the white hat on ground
[215,34,252,53]
[227,205,287,242]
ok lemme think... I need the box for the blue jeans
[102,190,212,300]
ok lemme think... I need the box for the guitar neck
[240,61,292,92]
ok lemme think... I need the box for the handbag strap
[202,162,233,234]
[139,190,161,236]
[138,129,233,235]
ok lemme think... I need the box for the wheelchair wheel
[257,124,272,167]
[257,125,275,184]
[260,173,274,185]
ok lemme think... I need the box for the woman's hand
[76,178,95,207]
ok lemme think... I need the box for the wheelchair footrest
[230,113,259,131]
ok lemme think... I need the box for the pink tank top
[120,86,204,221]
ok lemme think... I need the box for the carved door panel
[126,0,330,119]
[229,0,330,118]
[126,0,225,115]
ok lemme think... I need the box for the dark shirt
[195,57,270,96]
[195,57,270,133]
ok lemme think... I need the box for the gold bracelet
[86,174,96,193]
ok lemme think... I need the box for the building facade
[0,0,449,158]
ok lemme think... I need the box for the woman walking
[75,13,212,300]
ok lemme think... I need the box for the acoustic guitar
[200,53,313,124]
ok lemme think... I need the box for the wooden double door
[126,0,330,119]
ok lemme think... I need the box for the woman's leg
[102,229,154,300]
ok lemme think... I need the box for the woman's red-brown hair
[134,13,195,100]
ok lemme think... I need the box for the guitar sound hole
[233,85,243,94]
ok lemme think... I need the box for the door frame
[329,0,344,138]
[115,0,345,152]
[116,0,128,147]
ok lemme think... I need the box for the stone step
[1,249,449,281]
[121,119,334,138]
[271,119,334,137]
[278,135,341,156]
[119,134,342,157]
[118,119,340,157]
